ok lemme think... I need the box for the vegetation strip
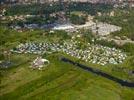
[61,57,134,87]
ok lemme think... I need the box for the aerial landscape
[0,0,134,100]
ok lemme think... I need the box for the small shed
[30,57,49,70]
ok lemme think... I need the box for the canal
[61,57,134,88]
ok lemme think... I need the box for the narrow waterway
[61,57,134,88]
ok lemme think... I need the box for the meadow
[0,53,134,100]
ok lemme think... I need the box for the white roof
[53,24,74,30]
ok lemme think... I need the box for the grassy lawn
[0,53,134,100]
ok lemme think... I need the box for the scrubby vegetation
[69,12,88,25]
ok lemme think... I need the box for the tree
[69,13,87,25]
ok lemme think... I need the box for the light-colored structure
[30,57,49,70]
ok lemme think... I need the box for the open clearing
[0,54,134,100]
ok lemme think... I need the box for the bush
[69,14,87,25]
[95,39,117,48]
[121,43,134,55]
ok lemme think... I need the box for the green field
[0,54,134,100]
[0,3,134,100]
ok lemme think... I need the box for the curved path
[61,57,134,88]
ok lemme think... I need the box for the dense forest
[5,2,113,16]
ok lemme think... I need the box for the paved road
[61,57,134,88]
